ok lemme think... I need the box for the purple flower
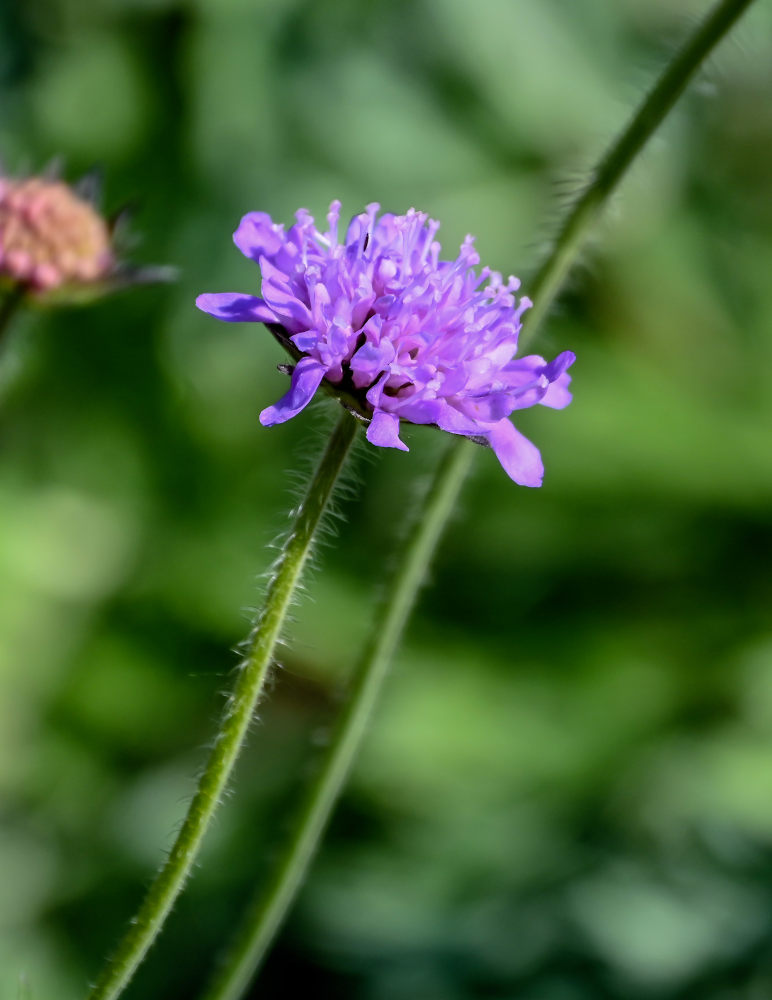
[197,202,575,485]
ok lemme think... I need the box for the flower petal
[196,292,277,323]
[259,357,327,426]
[260,262,314,332]
[501,350,575,410]
[458,389,529,421]
[291,330,321,353]
[539,351,575,409]
[366,410,408,451]
[540,372,573,409]
[486,418,544,487]
[233,212,284,261]
[350,338,396,389]
[543,350,576,381]
[507,377,551,411]
[395,397,444,426]
[501,354,547,379]
[434,402,484,436]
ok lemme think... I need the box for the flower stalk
[86,409,359,1000]
[524,0,758,337]
[202,436,476,1000]
[199,1,759,997]
[0,286,25,349]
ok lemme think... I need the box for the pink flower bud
[0,177,114,294]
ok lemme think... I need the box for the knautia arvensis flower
[197,202,575,485]
[0,176,113,293]
[0,172,174,305]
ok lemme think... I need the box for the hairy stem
[524,0,758,338]
[0,286,25,349]
[86,410,359,1000]
[202,438,476,1000]
[199,1,759,996]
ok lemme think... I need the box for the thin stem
[86,409,359,1000]
[202,438,476,1000]
[199,2,757,996]
[524,0,757,339]
[0,286,26,348]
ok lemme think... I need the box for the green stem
[0,286,25,349]
[524,0,757,339]
[86,410,359,1000]
[202,438,476,1000]
[199,1,757,995]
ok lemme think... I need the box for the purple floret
[197,202,575,486]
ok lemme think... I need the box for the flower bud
[0,177,113,294]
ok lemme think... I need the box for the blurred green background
[1,0,772,997]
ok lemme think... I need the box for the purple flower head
[197,202,575,485]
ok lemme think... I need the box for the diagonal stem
[0,286,26,350]
[202,437,476,1000]
[198,1,758,996]
[524,0,758,339]
[86,409,359,1000]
